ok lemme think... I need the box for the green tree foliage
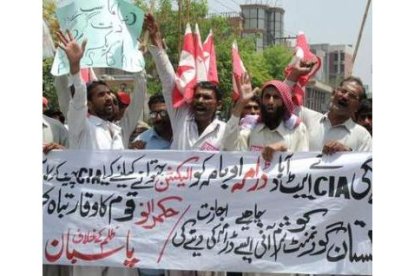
[263,45,294,80]
[241,44,293,89]
[43,0,59,110]
[43,0,59,42]
[43,57,59,109]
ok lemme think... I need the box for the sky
[208,0,372,90]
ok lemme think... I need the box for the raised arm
[231,73,257,117]
[54,74,71,119]
[222,73,257,151]
[283,59,323,124]
[118,68,147,147]
[56,30,87,147]
[145,13,177,118]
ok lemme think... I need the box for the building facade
[240,3,285,50]
[310,44,354,88]
[304,79,333,114]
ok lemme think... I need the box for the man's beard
[260,104,284,130]
[154,119,171,134]
[95,108,113,121]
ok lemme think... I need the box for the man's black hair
[148,93,165,109]
[86,80,109,101]
[357,98,372,117]
[194,81,223,101]
[250,94,260,105]
[44,109,65,124]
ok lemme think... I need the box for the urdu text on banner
[43,150,372,275]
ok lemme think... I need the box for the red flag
[194,24,208,83]
[203,29,219,84]
[295,32,316,61]
[284,32,321,106]
[292,32,321,82]
[231,40,246,101]
[80,68,97,83]
[172,23,197,108]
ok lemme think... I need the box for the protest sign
[43,150,372,274]
[51,0,145,76]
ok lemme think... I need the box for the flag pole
[351,0,371,74]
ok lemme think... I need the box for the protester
[56,29,139,276]
[131,93,172,150]
[130,94,170,276]
[286,61,372,153]
[42,98,69,275]
[42,113,68,153]
[223,73,309,161]
[223,75,307,276]
[240,93,260,118]
[138,13,227,276]
[44,108,66,125]
[42,97,68,155]
[282,62,372,276]
[356,98,372,136]
[238,93,261,130]
[129,120,150,147]
[145,13,226,151]
[54,62,146,149]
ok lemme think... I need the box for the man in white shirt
[286,62,371,153]
[223,73,309,161]
[145,14,226,151]
[55,30,138,276]
[221,76,307,276]
[67,77,125,150]
[43,114,69,153]
[54,62,146,149]
[42,96,69,154]
[141,13,227,276]
[282,61,372,276]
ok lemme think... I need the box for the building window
[276,12,281,21]
[258,8,265,19]
[340,51,345,60]
[258,18,264,29]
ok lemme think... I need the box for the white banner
[43,150,372,275]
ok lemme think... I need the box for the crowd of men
[43,13,372,276]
